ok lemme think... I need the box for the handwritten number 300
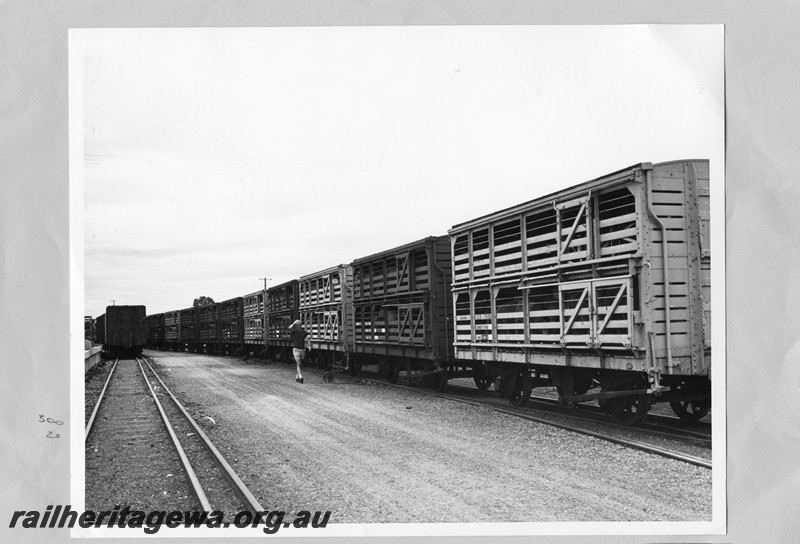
[40,415,63,438]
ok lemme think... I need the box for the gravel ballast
[119,350,714,524]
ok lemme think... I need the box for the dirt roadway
[144,350,711,523]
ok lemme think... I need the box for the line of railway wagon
[141,159,711,426]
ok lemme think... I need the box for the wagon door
[396,303,425,346]
[591,276,635,350]
[559,281,593,347]
[556,196,592,264]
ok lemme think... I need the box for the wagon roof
[298,264,349,281]
[350,235,447,265]
[266,279,298,292]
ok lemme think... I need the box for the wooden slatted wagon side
[348,236,453,388]
[242,289,266,356]
[145,313,165,350]
[177,306,198,353]
[448,159,711,424]
[298,264,354,371]
[217,296,244,355]
[265,280,299,363]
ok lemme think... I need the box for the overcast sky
[76,25,723,318]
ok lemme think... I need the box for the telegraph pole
[259,277,272,291]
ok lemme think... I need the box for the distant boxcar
[349,236,453,387]
[96,305,147,357]
[84,315,94,342]
[448,160,710,423]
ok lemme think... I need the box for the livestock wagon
[163,310,180,350]
[198,303,218,352]
[146,313,165,350]
[266,280,299,362]
[298,265,354,370]
[242,290,266,355]
[84,316,94,342]
[217,296,244,354]
[448,160,711,424]
[94,314,105,345]
[349,236,453,387]
[96,305,147,357]
[177,307,198,351]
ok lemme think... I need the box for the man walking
[289,319,309,383]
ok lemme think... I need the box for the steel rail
[84,358,119,440]
[356,372,712,470]
[443,381,712,445]
[489,405,712,470]
[135,357,213,512]
[141,356,265,513]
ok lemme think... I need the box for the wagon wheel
[474,375,493,391]
[669,399,711,423]
[387,362,400,384]
[507,371,532,407]
[426,370,447,392]
[325,352,336,372]
[346,356,359,376]
[606,394,650,426]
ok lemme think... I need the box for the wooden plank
[559,249,589,260]
[598,213,637,228]
[650,191,687,205]
[529,308,561,318]
[493,240,522,252]
[594,334,631,344]
[599,242,638,256]
[494,263,524,274]
[528,334,562,341]
[526,231,559,245]
[528,322,561,330]
[652,176,684,191]
[527,246,558,257]
[599,226,638,242]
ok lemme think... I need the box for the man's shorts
[292,348,306,364]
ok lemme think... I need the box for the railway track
[85,356,263,517]
[448,383,712,447]
[334,366,712,470]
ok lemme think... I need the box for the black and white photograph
[9,1,800,543]
[72,25,724,538]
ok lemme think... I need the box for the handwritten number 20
[46,431,60,439]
